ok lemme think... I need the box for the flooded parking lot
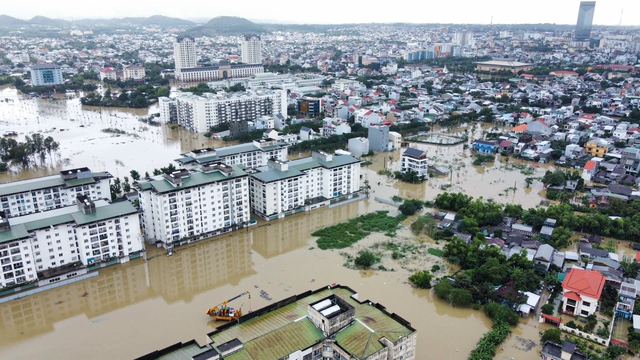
[0,87,552,359]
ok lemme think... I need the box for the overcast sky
[2,0,639,25]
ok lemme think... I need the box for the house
[541,341,588,360]
[368,125,391,152]
[561,268,606,317]
[582,160,597,181]
[472,140,497,154]
[534,244,555,272]
[322,118,351,138]
[527,119,552,136]
[400,148,428,178]
[564,144,585,160]
[99,67,117,81]
[584,140,610,157]
[388,131,402,150]
[347,137,370,158]
[300,126,318,141]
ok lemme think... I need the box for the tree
[408,270,433,289]
[450,288,473,307]
[541,304,555,316]
[540,328,561,344]
[398,199,423,216]
[130,170,141,182]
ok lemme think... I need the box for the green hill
[187,16,265,36]
[0,15,26,27]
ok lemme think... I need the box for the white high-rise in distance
[241,35,262,64]
[174,36,197,71]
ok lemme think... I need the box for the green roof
[251,155,360,184]
[138,166,247,194]
[0,172,110,197]
[157,343,210,360]
[64,177,97,188]
[241,320,324,359]
[0,201,137,244]
[176,143,288,165]
[250,167,303,183]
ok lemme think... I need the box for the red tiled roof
[513,124,528,132]
[584,160,597,171]
[562,268,606,300]
[563,291,582,302]
[499,140,513,147]
[537,119,550,127]
[636,252,640,262]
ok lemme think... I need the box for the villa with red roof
[561,268,606,317]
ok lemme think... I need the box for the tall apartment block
[160,89,287,133]
[241,34,262,64]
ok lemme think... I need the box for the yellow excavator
[206,291,251,321]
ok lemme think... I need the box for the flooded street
[0,87,551,359]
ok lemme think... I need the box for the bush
[434,280,453,301]
[450,288,473,307]
[354,250,379,268]
[484,302,520,326]
[431,264,441,272]
[408,270,433,289]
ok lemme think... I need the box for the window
[582,301,591,307]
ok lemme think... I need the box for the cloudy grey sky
[2,0,639,25]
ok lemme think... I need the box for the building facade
[0,197,143,290]
[136,165,250,248]
[0,167,112,218]
[348,137,370,157]
[401,148,428,178]
[368,124,390,152]
[561,267,605,317]
[575,1,596,41]
[164,89,287,133]
[241,34,262,64]
[30,63,64,86]
[158,97,177,123]
[123,65,146,80]
[248,152,361,220]
[99,67,117,81]
[173,36,197,71]
[176,62,264,82]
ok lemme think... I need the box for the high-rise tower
[575,1,596,41]
[174,36,197,71]
[241,35,262,65]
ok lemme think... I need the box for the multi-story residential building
[348,137,370,157]
[173,36,197,71]
[158,97,177,123]
[177,141,288,170]
[561,267,605,317]
[401,148,428,178]
[584,139,610,157]
[123,65,146,80]
[297,97,323,117]
[241,34,262,64]
[368,124,390,151]
[0,196,143,290]
[177,62,264,82]
[0,167,112,218]
[321,117,351,138]
[30,63,64,86]
[136,165,250,248]
[389,131,403,150]
[138,285,417,360]
[99,67,117,81]
[248,151,361,220]
[165,89,287,133]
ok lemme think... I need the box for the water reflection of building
[146,231,254,303]
[252,201,359,259]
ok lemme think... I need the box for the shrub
[434,280,453,301]
[484,302,520,326]
[399,199,424,216]
[450,288,473,307]
[408,270,433,289]
[354,250,379,268]
[431,264,441,272]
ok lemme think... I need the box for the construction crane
[206,291,251,321]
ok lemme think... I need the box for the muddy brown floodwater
[0,88,550,359]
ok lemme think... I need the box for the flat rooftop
[136,285,415,360]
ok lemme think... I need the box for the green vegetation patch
[427,248,444,257]
[312,211,406,250]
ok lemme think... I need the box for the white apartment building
[248,151,361,220]
[173,36,197,71]
[99,67,117,81]
[158,97,177,123]
[166,89,287,133]
[0,167,112,218]
[348,137,370,157]
[136,165,250,248]
[401,148,428,178]
[176,140,288,170]
[0,197,143,289]
[241,35,262,64]
[123,65,145,80]
[30,63,64,86]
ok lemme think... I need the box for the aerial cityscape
[1,1,640,359]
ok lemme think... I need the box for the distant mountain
[0,15,27,27]
[28,16,70,27]
[187,16,265,36]
[145,15,194,26]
